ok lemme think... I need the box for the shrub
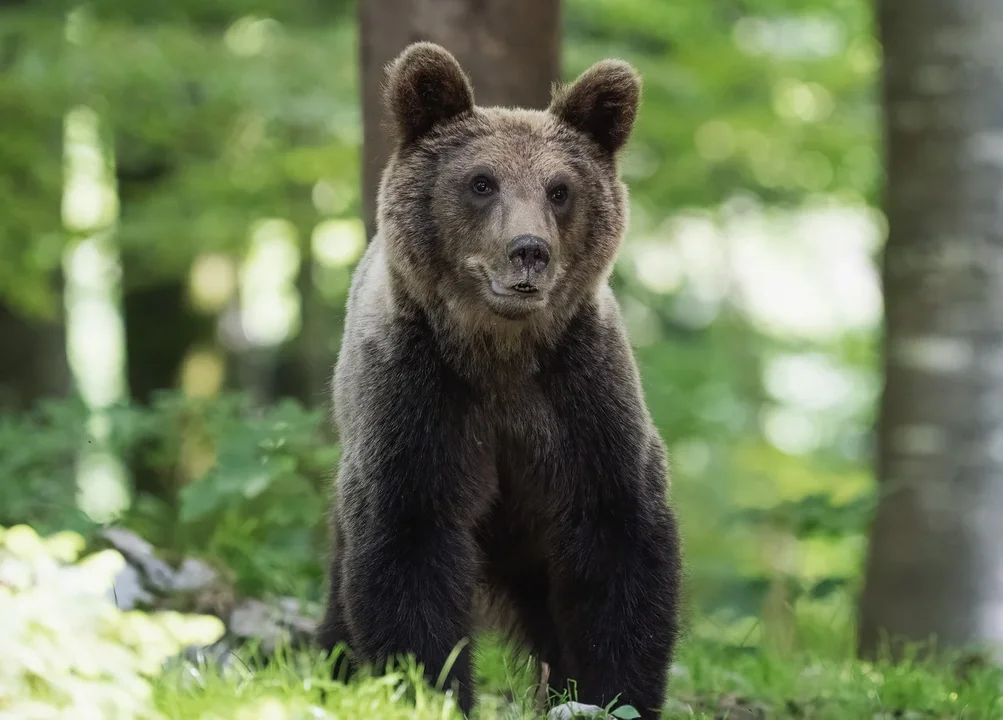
[0,524,225,719]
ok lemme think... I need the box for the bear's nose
[506,235,551,272]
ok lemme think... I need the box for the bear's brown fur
[317,42,682,720]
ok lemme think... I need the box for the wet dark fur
[316,42,682,720]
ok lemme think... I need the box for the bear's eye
[549,184,569,205]
[470,175,494,196]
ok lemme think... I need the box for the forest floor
[152,631,1003,720]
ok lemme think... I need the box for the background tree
[357,0,562,238]
[858,0,1003,658]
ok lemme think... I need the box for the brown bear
[316,41,682,720]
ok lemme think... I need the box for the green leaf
[612,706,641,719]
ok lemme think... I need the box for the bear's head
[377,42,640,335]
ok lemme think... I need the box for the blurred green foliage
[0,391,336,599]
[0,396,94,534]
[0,383,870,633]
[567,0,878,208]
[1,0,877,297]
[0,0,882,643]
[0,523,225,718]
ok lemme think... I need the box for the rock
[101,528,231,615]
[229,599,275,641]
[100,527,176,592]
[228,597,317,655]
[99,527,324,671]
[172,558,218,593]
[108,563,154,610]
[285,611,319,639]
[547,702,608,719]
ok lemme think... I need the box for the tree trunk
[358,0,562,239]
[858,0,1003,659]
[0,298,69,413]
[121,267,214,406]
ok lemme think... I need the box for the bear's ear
[548,59,641,154]
[384,42,475,146]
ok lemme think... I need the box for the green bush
[0,396,95,535]
[0,523,225,719]
[118,391,339,600]
[0,391,339,601]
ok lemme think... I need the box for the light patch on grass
[151,629,1003,720]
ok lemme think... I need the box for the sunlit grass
[152,628,1003,720]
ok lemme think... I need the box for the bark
[358,0,562,239]
[0,298,70,412]
[121,266,213,406]
[858,0,1003,659]
[120,262,215,502]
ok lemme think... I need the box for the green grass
[152,628,1003,720]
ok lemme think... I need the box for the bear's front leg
[547,500,680,720]
[341,518,478,714]
[537,305,684,719]
[328,334,488,717]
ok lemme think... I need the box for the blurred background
[2,0,997,679]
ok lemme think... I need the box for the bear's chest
[475,382,562,505]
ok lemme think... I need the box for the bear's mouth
[468,262,550,318]
[489,278,537,296]
[490,278,540,296]
[479,272,549,319]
